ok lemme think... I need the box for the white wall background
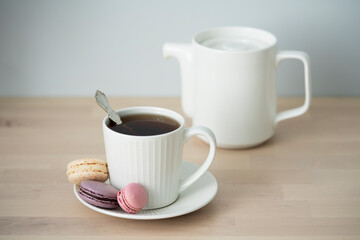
[0,0,359,97]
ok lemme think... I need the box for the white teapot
[163,27,311,148]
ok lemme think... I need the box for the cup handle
[275,51,311,124]
[179,126,217,193]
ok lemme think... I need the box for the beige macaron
[66,158,109,185]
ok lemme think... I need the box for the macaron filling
[79,187,117,202]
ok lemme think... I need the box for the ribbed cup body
[103,107,185,209]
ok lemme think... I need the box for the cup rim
[192,26,277,54]
[102,106,185,139]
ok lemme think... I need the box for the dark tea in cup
[107,113,180,136]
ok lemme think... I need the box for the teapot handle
[275,51,311,124]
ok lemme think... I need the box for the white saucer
[74,161,218,220]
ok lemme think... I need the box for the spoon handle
[95,90,122,124]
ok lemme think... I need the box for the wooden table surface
[0,97,360,239]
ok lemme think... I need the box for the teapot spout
[163,43,194,118]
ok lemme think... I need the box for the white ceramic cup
[163,26,311,149]
[103,106,216,209]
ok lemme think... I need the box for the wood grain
[0,97,360,239]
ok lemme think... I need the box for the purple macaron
[79,180,119,209]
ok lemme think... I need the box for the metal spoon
[95,90,122,125]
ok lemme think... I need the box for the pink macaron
[117,183,147,214]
